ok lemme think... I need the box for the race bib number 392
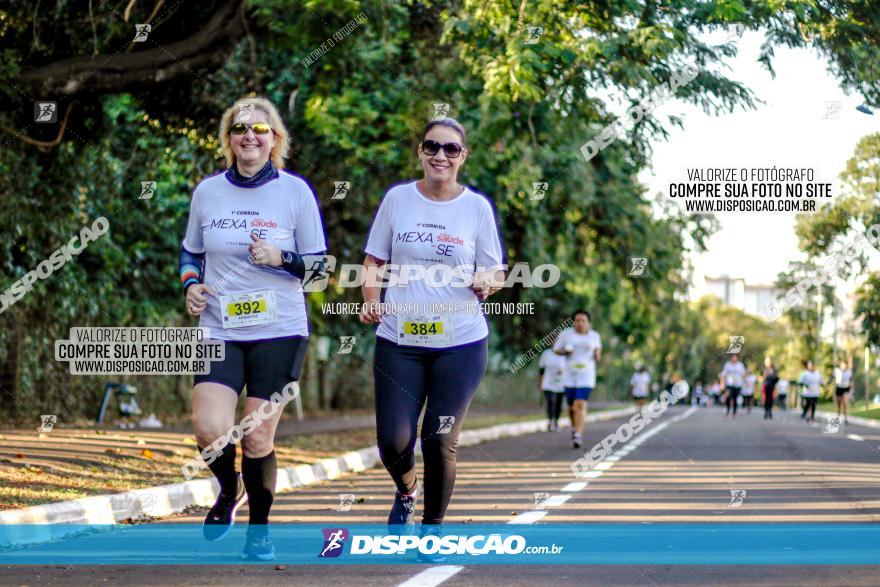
[219,289,277,329]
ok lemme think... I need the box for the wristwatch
[281,251,295,266]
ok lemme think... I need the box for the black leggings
[544,391,564,422]
[374,336,488,525]
[803,397,818,420]
[764,391,774,416]
[725,387,741,414]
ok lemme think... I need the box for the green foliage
[0,0,877,419]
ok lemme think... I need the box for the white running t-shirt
[630,371,651,398]
[799,370,822,397]
[720,361,746,388]
[182,171,326,341]
[552,328,602,388]
[364,182,505,348]
[834,367,852,388]
[539,349,566,392]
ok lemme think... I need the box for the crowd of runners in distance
[539,345,856,435]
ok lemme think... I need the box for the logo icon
[133,493,157,515]
[37,414,57,433]
[533,492,550,510]
[727,336,744,354]
[525,26,544,45]
[332,181,350,200]
[823,101,842,119]
[432,103,450,121]
[34,102,57,123]
[531,182,548,201]
[437,416,455,434]
[724,23,745,44]
[337,336,356,355]
[338,493,356,512]
[238,103,255,122]
[823,416,842,434]
[728,489,746,508]
[628,257,648,277]
[140,181,156,200]
[318,528,349,558]
[133,24,151,42]
[301,254,336,292]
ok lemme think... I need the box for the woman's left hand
[248,233,283,267]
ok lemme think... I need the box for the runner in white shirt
[775,377,790,410]
[708,382,721,406]
[833,358,853,424]
[692,381,704,407]
[539,348,566,431]
[719,354,746,418]
[630,363,651,408]
[799,360,823,423]
[553,310,602,448]
[742,370,757,414]
[180,97,326,560]
[359,118,505,549]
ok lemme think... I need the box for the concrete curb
[815,409,880,429]
[0,406,636,545]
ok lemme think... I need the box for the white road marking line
[575,471,604,479]
[604,455,621,461]
[509,510,548,524]
[544,495,571,507]
[397,565,465,587]
[592,462,615,470]
[562,482,588,492]
[847,434,865,441]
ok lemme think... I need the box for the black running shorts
[194,336,308,401]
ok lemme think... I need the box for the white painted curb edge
[0,407,636,546]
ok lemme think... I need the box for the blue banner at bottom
[0,524,877,565]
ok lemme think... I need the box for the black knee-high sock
[199,444,238,496]
[242,451,277,525]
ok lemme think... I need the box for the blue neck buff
[225,159,279,188]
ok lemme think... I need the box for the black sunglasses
[421,139,463,158]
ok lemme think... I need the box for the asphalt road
[3,403,879,586]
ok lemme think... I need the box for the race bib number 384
[219,289,277,329]
[398,314,452,348]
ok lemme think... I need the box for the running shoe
[572,432,582,449]
[551,421,559,432]
[388,484,419,529]
[202,474,246,541]
[416,525,447,563]
[241,526,275,561]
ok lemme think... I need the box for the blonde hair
[219,97,290,169]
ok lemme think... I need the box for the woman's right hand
[186,284,216,316]
[358,301,384,324]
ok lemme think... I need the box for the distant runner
[799,360,822,423]
[630,362,651,408]
[720,354,745,418]
[742,369,757,414]
[833,358,853,424]
[553,310,602,449]
[762,357,779,420]
[539,347,566,431]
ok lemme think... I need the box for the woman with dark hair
[359,117,505,557]
[180,96,326,560]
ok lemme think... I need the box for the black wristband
[281,250,306,280]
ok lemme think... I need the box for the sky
[635,30,877,297]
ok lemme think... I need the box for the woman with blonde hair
[180,96,326,560]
